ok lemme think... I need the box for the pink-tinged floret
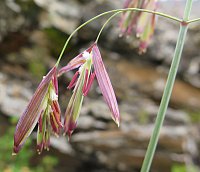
[92,44,120,126]
[13,66,62,155]
[60,43,120,139]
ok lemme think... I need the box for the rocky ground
[0,0,200,172]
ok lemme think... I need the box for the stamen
[67,121,77,141]
[37,143,43,154]
[82,69,89,94]
[52,101,61,114]
[83,72,96,96]
[50,113,58,134]
[38,113,43,132]
[51,104,63,128]
[67,71,79,89]
[52,74,58,95]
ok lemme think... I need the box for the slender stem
[95,12,121,43]
[183,0,193,21]
[55,8,181,66]
[141,25,188,172]
[140,0,193,172]
[188,17,200,24]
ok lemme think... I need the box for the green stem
[140,0,193,172]
[55,8,181,66]
[183,0,193,21]
[188,17,200,24]
[95,12,121,43]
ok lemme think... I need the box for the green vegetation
[28,59,46,78]
[171,164,199,172]
[138,110,149,125]
[188,111,200,123]
[44,28,68,56]
[0,118,58,172]
[0,126,32,171]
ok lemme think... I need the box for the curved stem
[188,17,200,24]
[95,12,121,43]
[140,0,193,172]
[55,8,182,66]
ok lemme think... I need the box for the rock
[120,100,190,126]
[49,136,74,155]
[0,0,25,41]
[82,99,113,121]
[0,72,32,117]
[103,55,200,110]
[78,115,107,130]
[184,56,200,88]
[71,125,197,172]
[34,0,81,34]
[1,0,200,171]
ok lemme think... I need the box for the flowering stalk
[59,44,120,138]
[63,51,93,137]
[55,8,181,66]
[55,7,181,139]
[188,17,200,24]
[95,12,121,43]
[13,67,62,155]
[119,0,158,53]
[12,0,200,159]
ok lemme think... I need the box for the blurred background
[0,0,200,172]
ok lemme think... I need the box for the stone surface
[0,72,32,117]
[71,125,197,172]
[0,0,25,41]
[0,0,200,172]
[34,0,81,34]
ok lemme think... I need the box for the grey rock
[81,99,114,121]
[184,56,200,88]
[71,125,197,171]
[34,0,81,34]
[50,136,74,154]
[1,0,200,171]
[0,0,25,41]
[0,72,32,117]
[77,115,107,130]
